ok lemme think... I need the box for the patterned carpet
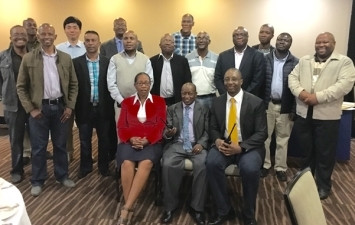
[0,127,354,225]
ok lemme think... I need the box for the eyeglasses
[136,82,151,86]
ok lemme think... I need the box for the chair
[284,167,327,225]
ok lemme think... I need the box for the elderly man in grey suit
[160,82,209,225]
[100,17,144,59]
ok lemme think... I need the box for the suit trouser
[264,102,293,171]
[77,105,112,174]
[206,147,262,221]
[293,115,339,192]
[66,113,75,157]
[162,142,207,212]
[4,105,27,175]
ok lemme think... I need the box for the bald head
[315,32,336,61]
[181,82,197,105]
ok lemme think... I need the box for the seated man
[161,82,209,225]
[206,68,267,225]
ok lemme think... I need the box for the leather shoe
[276,171,287,182]
[260,168,269,178]
[23,156,31,166]
[78,170,92,179]
[208,208,236,225]
[161,210,174,223]
[188,207,205,225]
[318,189,330,200]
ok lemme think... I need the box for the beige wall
[0,0,352,58]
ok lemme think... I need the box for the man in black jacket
[73,30,116,178]
[261,33,299,181]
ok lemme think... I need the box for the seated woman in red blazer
[117,72,166,225]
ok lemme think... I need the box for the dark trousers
[206,147,262,222]
[29,103,69,186]
[4,103,28,175]
[293,115,340,192]
[77,105,112,174]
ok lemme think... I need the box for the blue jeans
[4,103,28,175]
[29,102,69,186]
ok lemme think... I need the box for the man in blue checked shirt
[172,14,196,56]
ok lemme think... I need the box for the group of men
[1,12,355,225]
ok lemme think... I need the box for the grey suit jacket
[210,91,267,158]
[100,38,144,59]
[164,100,210,150]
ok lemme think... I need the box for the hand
[165,127,177,137]
[304,93,318,106]
[60,107,72,123]
[130,137,143,149]
[30,109,42,119]
[192,143,203,154]
[298,90,310,102]
[219,141,241,156]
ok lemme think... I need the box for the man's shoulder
[219,48,234,56]
[243,91,263,103]
[101,38,115,46]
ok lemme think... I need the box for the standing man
[73,31,116,178]
[107,30,153,121]
[172,14,196,56]
[289,32,355,199]
[100,17,144,59]
[160,83,209,225]
[206,68,267,225]
[150,33,192,106]
[186,31,218,108]
[17,23,78,196]
[56,16,86,58]
[261,33,299,181]
[23,18,40,50]
[0,25,28,183]
[214,26,265,98]
[252,24,275,56]
[56,16,86,162]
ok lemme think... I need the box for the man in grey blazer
[214,26,265,98]
[100,17,144,59]
[161,82,209,225]
[207,68,267,225]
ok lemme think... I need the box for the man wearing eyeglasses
[150,33,192,106]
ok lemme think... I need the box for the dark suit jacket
[210,91,267,159]
[214,46,265,98]
[150,54,192,103]
[164,100,210,150]
[100,38,144,59]
[73,54,115,124]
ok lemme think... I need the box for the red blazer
[118,95,166,144]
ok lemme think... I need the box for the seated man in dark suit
[206,68,267,225]
[160,82,209,225]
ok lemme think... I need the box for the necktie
[228,98,238,143]
[117,40,123,52]
[183,106,192,151]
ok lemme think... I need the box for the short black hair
[85,30,100,38]
[63,16,82,29]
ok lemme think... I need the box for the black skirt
[116,142,163,166]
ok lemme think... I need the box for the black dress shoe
[276,171,287,182]
[318,189,330,200]
[78,171,91,179]
[260,168,269,178]
[161,210,174,223]
[208,208,236,225]
[188,207,205,225]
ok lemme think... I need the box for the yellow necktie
[228,98,238,143]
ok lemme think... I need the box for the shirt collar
[234,46,247,54]
[64,40,83,48]
[182,101,195,109]
[41,47,57,57]
[85,54,100,62]
[273,51,289,61]
[159,53,174,61]
[227,89,244,103]
[123,50,137,58]
[133,93,153,104]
